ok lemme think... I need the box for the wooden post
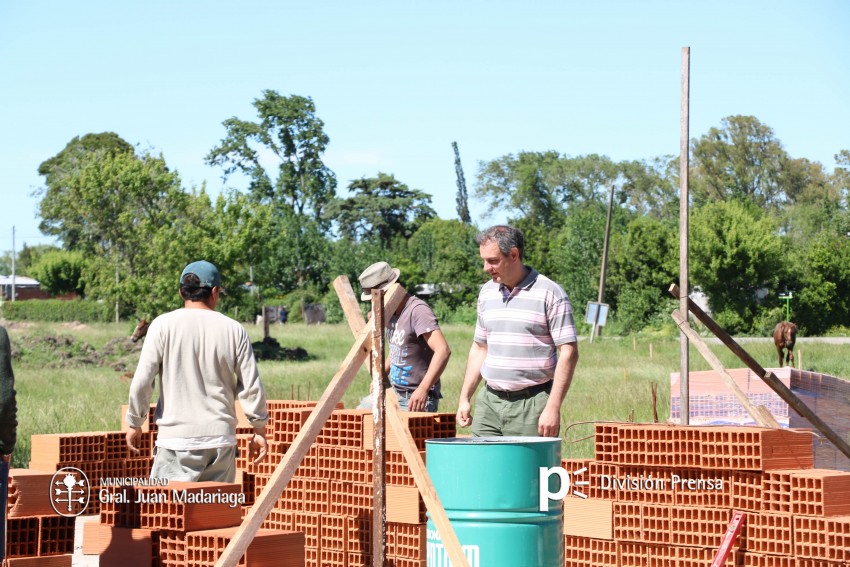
[263,306,270,339]
[371,289,387,567]
[671,309,779,428]
[668,283,850,461]
[679,46,691,425]
[651,383,659,423]
[212,284,406,567]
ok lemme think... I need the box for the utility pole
[115,263,120,323]
[11,226,16,302]
[592,184,615,341]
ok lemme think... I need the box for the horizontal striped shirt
[474,268,577,391]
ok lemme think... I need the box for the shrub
[1,299,113,323]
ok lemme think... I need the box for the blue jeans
[358,389,440,412]
[395,388,439,412]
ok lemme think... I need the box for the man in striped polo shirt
[457,225,579,437]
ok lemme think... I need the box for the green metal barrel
[425,437,563,567]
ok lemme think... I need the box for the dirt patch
[0,319,35,331]
[59,321,92,331]
[252,336,309,361]
[10,330,308,369]
[10,333,142,370]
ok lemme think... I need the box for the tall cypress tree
[452,141,472,223]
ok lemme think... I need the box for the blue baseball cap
[180,261,221,289]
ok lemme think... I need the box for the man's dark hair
[179,273,213,302]
[475,225,525,260]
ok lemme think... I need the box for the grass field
[6,319,850,468]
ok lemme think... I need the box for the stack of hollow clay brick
[562,422,850,567]
[86,479,304,567]
[236,402,457,567]
[3,469,76,566]
[24,399,455,566]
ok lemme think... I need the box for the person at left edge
[0,325,17,461]
[125,261,269,482]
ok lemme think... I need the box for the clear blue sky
[1,1,848,256]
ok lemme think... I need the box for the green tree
[39,151,183,267]
[10,244,60,276]
[475,151,568,227]
[28,249,86,296]
[206,90,336,224]
[326,173,436,247]
[548,201,613,324]
[35,133,135,248]
[607,216,679,332]
[36,145,192,316]
[691,115,790,209]
[452,141,471,223]
[791,231,850,335]
[407,219,484,309]
[690,200,786,333]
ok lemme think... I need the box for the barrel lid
[425,436,560,445]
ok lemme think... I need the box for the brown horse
[130,319,150,343]
[773,321,798,367]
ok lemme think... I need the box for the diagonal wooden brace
[669,283,850,461]
[671,309,779,428]
[335,275,472,567]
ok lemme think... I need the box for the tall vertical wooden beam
[679,46,691,425]
[371,289,387,567]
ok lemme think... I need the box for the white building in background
[0,275,42,302]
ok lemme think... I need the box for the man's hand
[1,452,11,463]
[250,429,268,464]
[456,399,473,428]
[537,406,561,437]
[125,427,143,455]
[407,386,430,412]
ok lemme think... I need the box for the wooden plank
[385,389,471,567]
[213,283,406,567]
[671,309,778,428]
[371,289,387,567]
[679,46,691,425]
[668,283,850,461]
[333,275,366,335]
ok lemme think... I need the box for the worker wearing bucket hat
[125,260,269,482]
[357,261,451,412]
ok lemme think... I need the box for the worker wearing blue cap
[125,261,269,482]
